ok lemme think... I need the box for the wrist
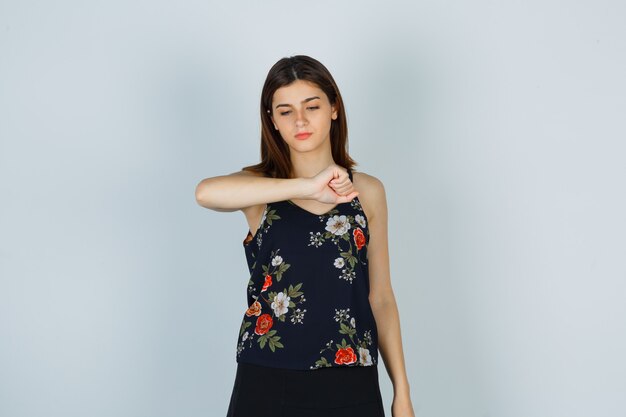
[393,381,411,398]
[294,177,316,200]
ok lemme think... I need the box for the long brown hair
[242,55,357,179]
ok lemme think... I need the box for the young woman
[195,55,415,417]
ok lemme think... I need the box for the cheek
[275,117,290,128]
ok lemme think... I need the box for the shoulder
[230,168,265,177]
[351,170,387,222]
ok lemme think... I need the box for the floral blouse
[235,168,379,370]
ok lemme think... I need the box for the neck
[289,147,336,178]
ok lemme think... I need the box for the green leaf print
[239,320,252,337]
[287,283,303,298]
[314,357,332,368]
[264,208,280,225]
[336,338,350,350]
[258,330,284,351]
[268,335,284,352]
[339,322,356,337]
[239,251,307,355]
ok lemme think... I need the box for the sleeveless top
[235,168,379,371]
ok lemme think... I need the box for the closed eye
[280,106,320,116]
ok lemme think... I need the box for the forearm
[370,294,411,397]
[195,175,310,210]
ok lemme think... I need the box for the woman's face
[269,79,338,151]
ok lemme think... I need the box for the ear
[331,104,338,120]
[268,113,278,130]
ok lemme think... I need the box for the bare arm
[364,174,415,416]
[194,170,313,212]
[195,164,358,212]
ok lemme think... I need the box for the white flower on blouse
[271,255,283,266]
[271,292,290,317]
[355,214,366,228]
[242,331,249,341]
[359,346,372,366]
[334,308,351,322]
[334,257,345,268]
[364,330,373,345]
[350,317,356,328]
[325,214,351,236]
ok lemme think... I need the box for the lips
[295,132,312,139]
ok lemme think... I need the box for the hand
[392,394,416,417]
[306,164,359,204]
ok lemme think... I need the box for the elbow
[195,178,236,211]
[369,287,396,310]
[195,179,214,208]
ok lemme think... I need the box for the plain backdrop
[1,1,625,416]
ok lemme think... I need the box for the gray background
[1,1,625,416]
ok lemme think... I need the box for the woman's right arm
[194,170,311,212]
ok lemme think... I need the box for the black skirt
[226,362,385,417]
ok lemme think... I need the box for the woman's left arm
[363,174,416,417]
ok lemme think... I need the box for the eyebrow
[275,96,321,109]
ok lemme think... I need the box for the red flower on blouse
[353,228,366,250]
[261,274,272,292]
[334,346,357,365]
[245,300,262,317]
[255,313,273,335]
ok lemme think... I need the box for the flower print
[271,292,290,317]
[353,228,366,251]
[290,307,307,324]
[325,214,351,236]
[238,251,306,355]
[335,346,357,365]
[364,330,373,345]
[358,346,372,365]
[264,283,305,325]
[354,213,366,228]
[311,308,376,369]
[308,231,324,247]
[261,274,272,292]
[262,249,291,282]
[237,320,254,358]
[308,208,368,285]
[249,206,281,249]
[334,308,350,322]
[272,255,283,266]
[350,197,363,211]
[339,268,356,284]
[255,313,273,335]
[245,300,262,317]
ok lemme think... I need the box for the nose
[295,110,308,127]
